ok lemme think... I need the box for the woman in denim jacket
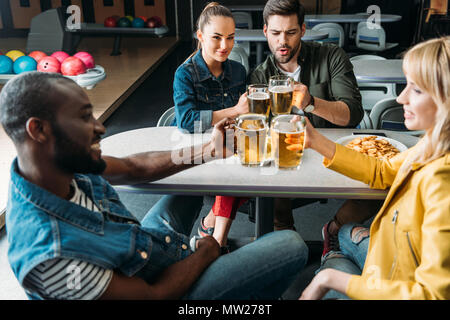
[172,3,249,251]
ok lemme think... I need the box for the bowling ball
[104,16,117,28]
[132,17,145,28]
[150,16,162,27]
[51,51,70,64]
[0,55,14,74]
[73,52,95,69]
[125,15,134,22]
[137,16,147,21]
[37,56,61,73]
[61,56,86,76]
[6,50,25,62]
[28,51,47,63]
[13,56,38,74]
[146,16,162,28]
[117,17,131,28]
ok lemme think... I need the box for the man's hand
[195,236,221,259]
[207,117,236,161]
[293,82,311,110]
[233,92,249,116]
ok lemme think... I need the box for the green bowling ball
[117,17,132,28]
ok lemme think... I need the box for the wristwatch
[304,95,315,113]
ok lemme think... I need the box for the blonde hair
[186,2,234,61]
[401,36,450,170]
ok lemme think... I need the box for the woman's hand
[299,269,332,300]
[233,92,249,116]
[299,269,352,300]
[291,115,336,160]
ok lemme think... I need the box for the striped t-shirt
[23,180,113,300]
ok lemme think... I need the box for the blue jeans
[318,223,370,300]
[138,195,309,300]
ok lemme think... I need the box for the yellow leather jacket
[324,142,450,299]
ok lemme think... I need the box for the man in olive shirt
[250,0,375,259]
[250,0,363,128]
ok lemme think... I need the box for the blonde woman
[299,36,450,300]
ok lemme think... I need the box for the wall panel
[9,0,42,29]
[134,0,166,24]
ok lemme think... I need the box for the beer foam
[249,92,270,100]
[269,85,293,93]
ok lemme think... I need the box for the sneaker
[198,217,214,238]
[321,221,340,259]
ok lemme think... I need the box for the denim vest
[6,159,159,300]
[172,50,247,133]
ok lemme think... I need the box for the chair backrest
[228,46,249,74]
[349,54,386,62]
[233,12,252,56]
[356,21,386,51]
[369,98,423,135]
[232,12,253,29]
[157,106,176,127]
[350,55,396,111]
[312,23,345,47]
[358,111,373,129]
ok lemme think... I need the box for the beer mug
[247,84,271,119]
[271,115,305,169]
[235,114,267,166]
[268,75,294,116]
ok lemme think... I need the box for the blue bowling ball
[13,56,37,74]
[0,55,14,74]
[132,17,145,28]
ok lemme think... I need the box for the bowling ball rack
[0,65,106,90]
[65,23,170,56]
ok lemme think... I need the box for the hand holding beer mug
[292,82,307,110]
[269,75,294,116]
[235,114,267,166]
[271,115,306,169]
[247,84,271,118]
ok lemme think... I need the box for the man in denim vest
[0,72,308,300]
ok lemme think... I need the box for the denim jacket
[6,159,190,300]
[172,49,247,133]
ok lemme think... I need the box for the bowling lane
[0,36,179,220]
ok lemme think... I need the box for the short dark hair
[263,0,306,27]
[0,72,74,143]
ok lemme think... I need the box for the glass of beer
[235,114,267,166]
[247,84,271,119]
[271,115,305,169]
[269,75,294,116]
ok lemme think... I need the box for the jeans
[138,195,309,300]
[318,223,370,300]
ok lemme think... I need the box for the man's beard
[52,123,106,175]
[272,41,301,64]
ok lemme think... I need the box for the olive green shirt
[249,41,363,128]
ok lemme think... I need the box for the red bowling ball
[28,51,47,63]
[51,51,70,64]
[61,56,86,76]
[37,56,61,73]
[73,52,95,69]
[104,16,117,28]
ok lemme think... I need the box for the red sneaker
[321,221,340,258]
[198,217,214,238]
